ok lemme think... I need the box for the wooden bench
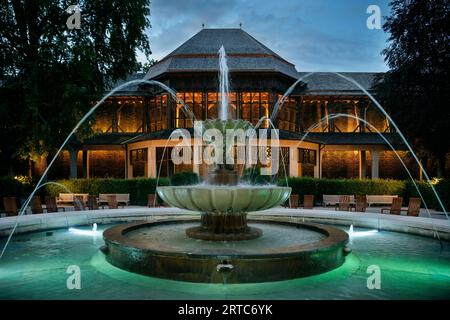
[57,193,88,205]
[323,195,354,207]
[99,194,130,207]
[367,195,398,206]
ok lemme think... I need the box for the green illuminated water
[0,223,449,299]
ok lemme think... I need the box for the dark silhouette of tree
[0,0,151,175]
[374,0,450,177]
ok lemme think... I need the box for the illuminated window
[298,148,316,165]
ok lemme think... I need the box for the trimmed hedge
[285,177,447,210]
[435,179,450,212]
[170,172,200,186]
[1,175,445,211]
[46,178,169,206]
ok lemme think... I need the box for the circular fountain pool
[102,219,349,283]
[1,220,450,299]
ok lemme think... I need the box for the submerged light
[68,227,100,236]
[348,224,378,238]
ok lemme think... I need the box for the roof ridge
[238,29,295,67]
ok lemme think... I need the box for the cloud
[141,0,389,72]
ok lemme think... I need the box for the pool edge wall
[102,219,348,283]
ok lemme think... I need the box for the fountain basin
[102,218,349,283]
[156,185,291,213]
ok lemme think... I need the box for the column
[124,147,128,179]
[313,148,320,178]
[289,146,298,177]
[371,150,379,179]
[358,150,366,179]
[318,149,324,178]
[82,150,90,178]
[148,147,157,178]
[127,149,133,179]
[69,148,79,179]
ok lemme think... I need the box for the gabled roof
[146,28,299,79]
[297,72,382,96]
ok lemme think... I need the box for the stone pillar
[82,150,90,178]
[319,149,324,178]
[371,150,379,179]
[127,152,133,179]
[358,150,366,179]
[289,146,298,177]
[124,148,128,179]
[313,148,320,178]
[148,147,157,178]
[69,148,79,179]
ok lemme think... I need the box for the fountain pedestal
[206,168,239,185]
[186,213,262,241]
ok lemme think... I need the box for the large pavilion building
[57,28,420,180]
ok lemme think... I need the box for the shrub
[35,176,449,211]
[434,179,450,212]
[170,171,200,186]
[241,167,273,185]
[0,176,36,210]
[45,177,169,206]
[285,177,448,209]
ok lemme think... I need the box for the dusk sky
[140,0,391,72]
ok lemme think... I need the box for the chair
[303,195,314,209]
[335,195,351,211]
[107,195,118,209]
[73,195,85,211]
[45,196,65,213]
[381,197,403,215]
[87,195,99,210]
[354,195,367,213]
[148,194,158,208]
[31,196,45,214]
[290,194,299,208]
[402,197,421,217]
[3,197,19,216]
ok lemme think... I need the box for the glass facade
[94,93,389,134]
[149,95,168,132]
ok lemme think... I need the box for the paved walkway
[1,206,449,240]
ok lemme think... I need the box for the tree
[374,0,450,177]
[140,59,158,73]
[0,0,151,176]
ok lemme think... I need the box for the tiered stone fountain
[101,46,349,283]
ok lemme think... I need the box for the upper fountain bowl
[157,185,291,213]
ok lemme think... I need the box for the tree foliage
[374,0,450,176]
[0,0,151,174]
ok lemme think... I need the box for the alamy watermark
[367,5,382,30]
[66,5,81,30]
[66,265,81,289]
[169,121,280,175]
[366,265,381,290]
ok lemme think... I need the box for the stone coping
[0,207,449,240]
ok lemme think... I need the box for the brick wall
[49,150,83,179]
[322,151,359,178]
[378,151,420,180]
[89,150,125,178]
[321,150,421,179]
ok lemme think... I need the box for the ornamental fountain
[101,45,349,283]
